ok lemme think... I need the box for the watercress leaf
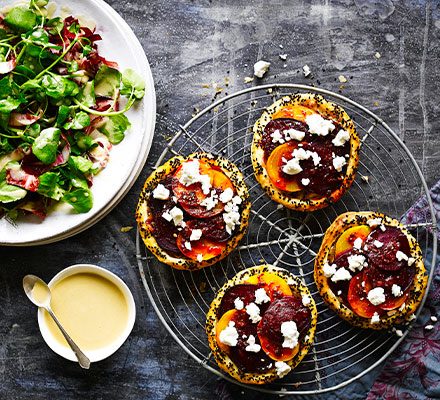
[27,122,41,138]
[69,155,93,174]
[77,81,95,107]
[4,7,37,32]
[94,65,121,97]
[32,127,61,164]
[56,105,70,126]
[63,111,90,130]
[74,132,95,151]
[0,96,22,113]
[30,0,49,9]
[0,167,27,203]
[46,17,64,35]
[41,75,79,99]
[0,77,13,98]
[63,187,93,213]
[98,114,130,144]
[37,171,65,200]
[121,68,145,100]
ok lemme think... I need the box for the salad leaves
[0,1,145,220]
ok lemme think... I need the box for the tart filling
[252,93,360,211]
[206,266,317,384]
[314,212,428,329]
[136,153,250,270]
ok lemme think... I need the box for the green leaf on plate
[63,187,93,213]
[94,65,121,97]
[0,166,27,203]
[99,114,130,144]
[4,7,37,32]
[37,171,65,200]
[121,68,145,99]
[32,127,61,164]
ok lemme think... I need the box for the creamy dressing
[43,273,129,351]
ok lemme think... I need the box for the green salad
[0,0,145,220]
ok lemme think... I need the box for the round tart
[206,265,317,384]
[251,93,360,211]
[136,153,250,270]
[314,211,428,329]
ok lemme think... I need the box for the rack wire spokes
[136,84,437,395]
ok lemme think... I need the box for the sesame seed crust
[206,265,318,384]
[251,93,360,211]
[314,211,428,330]
[135,152,251,270]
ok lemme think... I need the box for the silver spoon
[23,274,91,369]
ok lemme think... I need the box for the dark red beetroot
[227,312,273,373]
[218,283,265,318]
[364,226,411,271]
[327,249,353,304]
[257,296,311,360]
[182,215,230,243]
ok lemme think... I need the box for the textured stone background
[1,0,439,399]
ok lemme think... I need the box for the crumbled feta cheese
[254,288,270,305]
[179,160,211,194]
[223,198,241,235]
[200,189,219,210]
[284,128,305,141]
[234,297,244,310]
[367,287,386,305]
[395,329,403,337]
[373,240,383,248]
[374,51,381,59]
[196,254,203,262]
[282,157,302,175]
[332,129,350,147]
[425,324,434,330]
[219,321,239,346]
[305,114,335,136]
[271,129,284,144]
[162,210,172,222]
[184,241,192,251]
[366,217,382,227]
[399,302,406,311]
[219,187,234,204]
[353,237,363,249]
[338,75,348,83]
[323,263,337,278]
[331,267,352,282]
[332,155,347,172]
[371,312,380,324]
[380,225,386,232]
[281,321,299,349]
[302,295,311,306]
[431,316,438,322]
[279,53,287,61]
[152,184,170,200]
[337,290,342,295]
[396,251,409,262]
[244,76,254,83]
[302,64,311,77]
[408,257,416,266]
[190,229,203,241]
[245,302,262,323]
[163,206,185,226]
[301,178,310,186]
[254,60,270,78]
[245,335,261,353]
[391,284,403,297]
[172,195,178,203]
[347,254,367,272]
[275,361,291,378]
[361,175,369,183]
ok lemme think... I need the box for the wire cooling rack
[136,84,437,395]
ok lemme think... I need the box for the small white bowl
[37,264,136,363]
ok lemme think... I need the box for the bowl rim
[37,263,136,363]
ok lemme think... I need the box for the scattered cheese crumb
[333,155,347,172]
[331,267,352,282]
[395,329,403,337]
[254,288,271,305]
[254,60,270,78]
[302,64,311,77]
[323,263,337,278]
[338,75,348,83]
[234,297,244,310]
[302,295,311,306]
[219,321,239,346]
[245,335,261,353]
[431,316,438,322]
[279,54,287,61]
[425,324,434,330]
[367,217,382,227]
[184,241,192,251]
[190,229,203,241]
[373,240,383,248]
[301,178,310,186]
[347,254,367,272]
[374,52,381,59]
[196,254,203,262]
[305,114,335,136]
[353,237,363,250]
[396,251,409,262]
[332,129,350,147]
[120,226,133,233]
[219,187,234,204]
[275,361,291,378]
[361,175,370,183]
[245,302,262,323]
[281,321,299,348]
[367,287,386,305]
[371,312,380,324]
[391,284,403,297]
[244,76,254,83]
[152,183,170,200]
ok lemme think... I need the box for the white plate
[0,0,156,246]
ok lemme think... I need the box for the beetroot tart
[251,93,360,211]
[136,153,250,270]
[314,212,428,329]
[206,265,317,384]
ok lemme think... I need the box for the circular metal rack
[136,84,437,395]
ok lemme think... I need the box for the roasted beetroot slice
[183,215,230,243]
[227,312,273,373]
[218,283,264,318]
[151,217,181,256]
[327,249,352,301]
[365,226,411,271]
[257,295,310,360]
[347,272,382,318]
[380,289,409,311]
[363,264,415,295]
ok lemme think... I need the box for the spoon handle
[46,307,91,369]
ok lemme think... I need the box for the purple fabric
[367,181,440,400]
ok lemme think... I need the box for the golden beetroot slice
[266,142,301,192]
[335,225,371,256]
[272,105,315,122]
[176,233,226,261]
[246,272,293,300]
[347,272,381,318]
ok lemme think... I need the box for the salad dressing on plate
[43,273,129,351]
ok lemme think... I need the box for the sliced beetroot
[183,215,230,243]
[365,226,411,271]
[347,272,382,318]
[227,312,273,373]
[363,264,415,295]
[175,185,225,218]
[218,283,264,318]
[257,295,310,360]
[327,249,352,302]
